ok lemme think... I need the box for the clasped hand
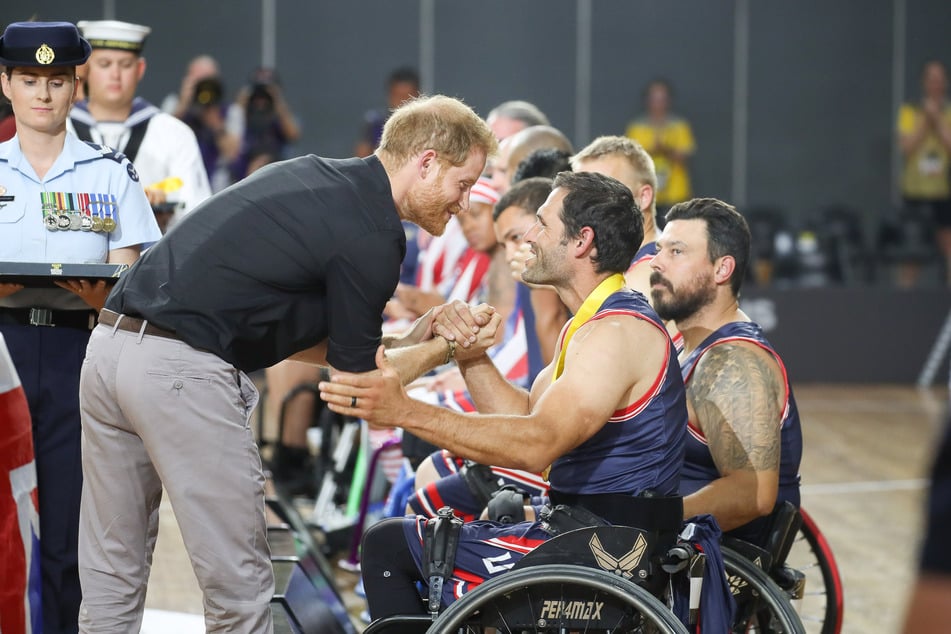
[319,301,501,427]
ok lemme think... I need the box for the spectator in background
[69,20,212,232]
[897,60,951,287]
[73,59,88,102]
[486,125,573,369]
[178,73,242,191]
[626,78,695,213]
[161,54,219,117]
[485,100,552,191]
[572,136,660,297]
[230,67,301,181]
[512,147,572,182]
[354,66,420,158]
[491,124,573,195]
[485,99,550,140]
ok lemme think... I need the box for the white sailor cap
[77,20,151,54]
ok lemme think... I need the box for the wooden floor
[142,384,949,634]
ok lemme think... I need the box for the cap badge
[35,43,55,65]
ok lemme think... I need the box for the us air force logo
[589,532,647,579]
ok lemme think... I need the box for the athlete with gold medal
[321,171,691,622]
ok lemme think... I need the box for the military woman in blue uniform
[0,22,159,634]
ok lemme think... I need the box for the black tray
[0,261,129,287]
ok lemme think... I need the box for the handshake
[318,300,503,428]
[427,301,502,362]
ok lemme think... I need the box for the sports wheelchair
[727,507,843,634]
[362,507,805,633]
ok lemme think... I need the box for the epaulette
[82,142,140,182]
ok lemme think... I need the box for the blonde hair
[378,94,497,167]
[571,135,658,193]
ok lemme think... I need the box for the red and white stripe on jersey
[577,308,673,423]
[487,307,529,386]
[446,248,492,304]
[671,330,685,354]
[490,467,548,495]
[440,390,478,413]
[410,481,453,518]
[683,336,792,445]
[687,422,707,445]
[469,177,499,207]
[450,569,485,600]
[480,534,547,555]
[436,305,529,413]
[415,216,469,294]
[626,251,655,272]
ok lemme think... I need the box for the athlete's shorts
[407,449,549,521]
[402,514,551,607]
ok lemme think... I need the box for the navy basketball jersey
[516,282,545,384]
[548,289,687,497]
[633,240,657,265]
[679,321,803,545]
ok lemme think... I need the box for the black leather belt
[98,309,181,341]
[0,307,97,330]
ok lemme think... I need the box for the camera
[249,82,273,108]
[192,77,223,107]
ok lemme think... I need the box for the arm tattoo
[688,344,784,473]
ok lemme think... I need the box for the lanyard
[551,273,626,382]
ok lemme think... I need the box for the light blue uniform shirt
[0,132,161,309]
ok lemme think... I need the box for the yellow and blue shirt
[625,116,695,206]
[897,102,951,200]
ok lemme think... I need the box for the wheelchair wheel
[430,564,689,633]
[784,509,843,634]
[724,548,805,634]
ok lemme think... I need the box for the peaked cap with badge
[0,21,92,67]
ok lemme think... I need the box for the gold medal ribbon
[551,273,626,382]
[542,272,625,482]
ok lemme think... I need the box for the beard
[521,241,568,286]
[650,270,716,322]
[405,176,459,237]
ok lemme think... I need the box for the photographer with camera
[179,70,242,191]
[231,67,301,179]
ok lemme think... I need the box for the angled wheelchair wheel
[724,548,805,634]
[783,509,843,634]
[429,564,689,633]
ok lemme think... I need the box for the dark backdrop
[3,1,951,382]
[4,0,951,228]
[7,0,951,227]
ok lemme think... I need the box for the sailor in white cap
[69,20,211,232]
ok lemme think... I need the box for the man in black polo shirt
[77,94,497,633]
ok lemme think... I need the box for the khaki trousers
[78,321,273,633]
